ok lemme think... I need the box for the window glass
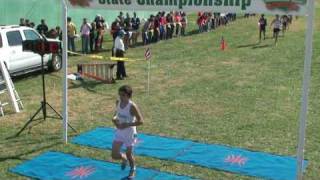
[23,30,40,40]
[6,31,22,46]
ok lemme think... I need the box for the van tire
[49,54,62,72]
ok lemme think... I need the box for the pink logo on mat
[134,138,144,146]
[66,166,96,179]
[225,155,248,166]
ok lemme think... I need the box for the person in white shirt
[270,15,281,45]
[111,85,143,179]
[114,30,127,80]
[80,18,91,54]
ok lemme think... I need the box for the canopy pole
[297,0,315,179]
[61,0,68,144]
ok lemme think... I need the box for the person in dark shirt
[131,12,140,46]
[56,26,62,40]
[166,13,173,39]
[258,14,267,42]
[25,19,31,27]
[36,19,49,36]
[124,13,132,31]
[153,14,160,42]
[118,11,125,28]
[111,19,121,56]
[94,15,105,51]
[281,15,289,37]
[19,18,26,26]
[131,12,140,31]
[30,22,35,28]
[181,12,187,36]
[89,22,96,52]
[123,13,132,49]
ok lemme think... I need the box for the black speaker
[22,39,61,55]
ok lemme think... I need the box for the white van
[0,25,62,76]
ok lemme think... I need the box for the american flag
[145,48,151,60]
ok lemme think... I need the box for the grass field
[0,6,320,180]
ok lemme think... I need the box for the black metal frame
[12,40,76,137]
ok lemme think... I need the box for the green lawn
[1,8,320,180]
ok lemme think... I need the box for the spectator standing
[25,19,31,27]
[95,15,105,51]
[142,19,151,45]
[153,14,160,42]
[80,18,91,54]
[159,12,167,40]
[19,18,25,26]
[131,12,140,46]
[114,30,127,80]
[67,17,77,52]
[36,19,49,36]
[181,12,187,36]
[174,12,182,36]
[90,22,96,52]
[56,26,62,40]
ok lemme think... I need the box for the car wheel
[50,54,62,72]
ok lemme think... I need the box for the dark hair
[119,85,133,98]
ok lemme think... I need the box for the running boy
[270,15,281,45]
[111,85,144,179]
[258,14,267,42]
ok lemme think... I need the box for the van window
[6,31,22,46]
[23,30,40,40]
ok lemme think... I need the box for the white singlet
[114,100,137,147]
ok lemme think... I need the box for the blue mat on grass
[72,127,308,180]
[10,151,193,180]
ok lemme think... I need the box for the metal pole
[147,59,151,96]
[297,0,315,179]
[41,54,47,119]
[61,0,68,144]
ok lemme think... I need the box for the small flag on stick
[145,48,152,95]
[145,48,151,60]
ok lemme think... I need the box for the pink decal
[135,138,144,146]
[225,155,248,166]
[66,166,96,179]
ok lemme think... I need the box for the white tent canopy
[61,0,315,179]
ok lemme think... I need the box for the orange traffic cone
[220,36,227,51]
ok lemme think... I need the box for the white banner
[68,0,308,15]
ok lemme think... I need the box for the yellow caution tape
[67,51,145,62]
[110,57,136,62]
[89,55,104,60]
[67,51,87,56]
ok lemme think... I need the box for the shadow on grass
[0,133,69,162]
[12,69,54,82]
[0,142,60,163]
[68,79,105,94]
[265,36,275,40]
[186,29,200,36]
[5,115,78,140]
[237,43,260,48]
[252,44,272,49]
[0,133,79,163]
